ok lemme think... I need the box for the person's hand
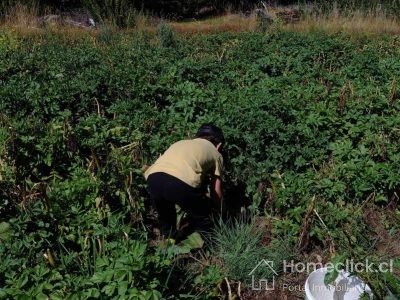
[216,142,223,153]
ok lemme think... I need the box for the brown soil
[363,204,400,258]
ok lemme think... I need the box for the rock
[88,18,96,27]
[37,9,95,28]
[38,14,62,27]
[64,18,87,28]
[276,7,301,23]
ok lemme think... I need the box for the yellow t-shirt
[144,138,223,188]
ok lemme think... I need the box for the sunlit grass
[1,4,400,37]
[286,11,400,35]
[169,14,259,35]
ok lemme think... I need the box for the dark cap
[195,123,225,145]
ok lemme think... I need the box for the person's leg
[184,198,214,233]
[147,173,177,237]
[155,200,177,237]
[162,176,213,234]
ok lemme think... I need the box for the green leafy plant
[1,29,400,298]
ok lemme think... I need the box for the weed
[209,217,293,285]
[158,21,177,47]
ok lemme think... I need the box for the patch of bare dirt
[363,204,400,258]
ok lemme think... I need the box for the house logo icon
[248,259,278,290]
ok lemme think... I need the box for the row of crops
[0,28,400,298]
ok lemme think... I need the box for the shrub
[82,0,137,28]
[158,21,177,47]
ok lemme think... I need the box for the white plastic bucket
[304,267,372,300]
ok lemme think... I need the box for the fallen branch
[224,277,232,300]
[313,208,336,253]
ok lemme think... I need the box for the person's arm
[211,176,223,213]
[211,149,224,212]
[213,177,222,201]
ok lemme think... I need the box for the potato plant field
[1,28,400,299]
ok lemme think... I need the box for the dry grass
[168,4,400,36]
[286,13,400,35]
[1,3,40,28]
[167,9,400,36]
[169,14,259,35]
[134,13,155,32]
[0,3,155,38]
[1,4,400,37]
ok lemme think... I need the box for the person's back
[145,138,223,189]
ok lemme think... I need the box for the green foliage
[324,253,347,285]
[1,30,400,297]
[0,222,12,242]
[0,201,169,298]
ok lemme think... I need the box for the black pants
[147,172,213,236]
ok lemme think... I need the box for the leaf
[324,253,347,285]
[84,288,100,298]
[324,268,339,286]
[0,222,12,242]
[382,270,400,295]
[385,290,399,300]
[393,259,400,269]
[171,244,191,255]
[102,283,117,296]
[118,281,128,296]
[49,294,65,300]
[17,274,29,289]
[35,292,48,300]
[179,232,204,250]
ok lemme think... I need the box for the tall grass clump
[286,0,400,35]
[304,0,400,18]
[0,1,39,27]
[158,21,177,47]
[297,0,400,19]
[0,0,33,14]
[82,0,137,28]
[209,217,293,285]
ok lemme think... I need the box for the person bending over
[145,124,224,237]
